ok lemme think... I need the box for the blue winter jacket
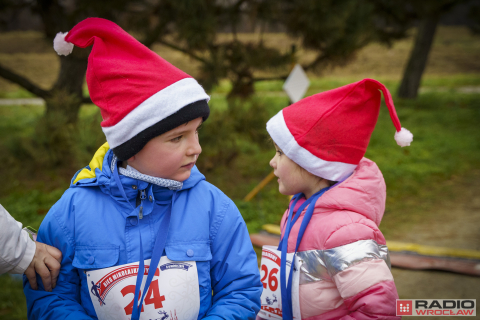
[23,145,262,319]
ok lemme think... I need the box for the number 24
[121,279,166,316]
[260,264,278,291]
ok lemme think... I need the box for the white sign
[258,245,301,320]
[87,257,200,320]
[283,64,310,103]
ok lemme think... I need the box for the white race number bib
[258,245,301,320]
[87,257,200,320]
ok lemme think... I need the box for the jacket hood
[312,158,386,226]
[71,142,205,192]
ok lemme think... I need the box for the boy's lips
[182,161,196,169]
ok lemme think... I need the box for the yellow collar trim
[73,142,110,184]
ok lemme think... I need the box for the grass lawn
[0,26,479,319]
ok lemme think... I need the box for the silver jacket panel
[296,239,390,284]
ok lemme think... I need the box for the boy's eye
[276,150,283,155]
[171,136,182,142]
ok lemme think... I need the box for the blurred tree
[467,1,480,34]
[392,0,467,99]
[133,0,410,98]
[278,0,476,100]
[0,0,136,163]
[3,0,468,154]
[132,0,292,98]
[0,0,292,117]
[277,0,407,73]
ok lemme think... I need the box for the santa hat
[267,78,413,181]
[53,18,210,161]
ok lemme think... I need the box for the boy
[24,18,262,320]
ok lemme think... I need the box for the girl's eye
[276,150,283,155]
[171,136,182,142]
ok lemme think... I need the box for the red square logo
[397,300,413,316]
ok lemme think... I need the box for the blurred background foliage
[1,0,478,145]
[0,0,480,319]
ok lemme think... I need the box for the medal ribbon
[278,187,330,320]
[113,162,173,320]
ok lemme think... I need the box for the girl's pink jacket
[281,158,400,319]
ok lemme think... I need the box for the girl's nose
[269,157,276,168]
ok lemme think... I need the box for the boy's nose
[188,135,202,156]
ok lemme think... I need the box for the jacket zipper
[139,189,146,219]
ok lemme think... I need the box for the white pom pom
[53,32,74,56]
[394,127,413,147]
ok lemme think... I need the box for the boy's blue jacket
[24,145,262,320]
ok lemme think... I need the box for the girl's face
[269,144,309,196]
[269,143,329,198]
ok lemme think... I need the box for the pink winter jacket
[281,158,399,319]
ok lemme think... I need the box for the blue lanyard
[278,187,330,320]
[113,162,173,320]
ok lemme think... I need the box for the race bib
[258,245,301,320]
[87,257,200,320]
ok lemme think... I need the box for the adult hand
[24,242,62,291]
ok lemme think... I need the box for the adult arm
[204,199,262,320]
[0,204,62,291]
[23,196,94,320]
[0,204,36,274]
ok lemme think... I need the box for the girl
[260,79,412,319]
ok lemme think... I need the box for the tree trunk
[398,13,440,99]
[46,50,89,124]
[39,48,88,165]
[228,68,255,99]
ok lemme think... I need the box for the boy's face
[127,117,203,182]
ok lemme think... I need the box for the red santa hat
[53,18,210,161]
[267,78,413,181]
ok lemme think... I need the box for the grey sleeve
[0,204,36,274]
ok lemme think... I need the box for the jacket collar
[71,147,206,204]
[111,155,183,190]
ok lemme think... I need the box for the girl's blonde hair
[272,140,337,186]
[296,161,337,187]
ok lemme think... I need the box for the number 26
[260,264,278,291]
